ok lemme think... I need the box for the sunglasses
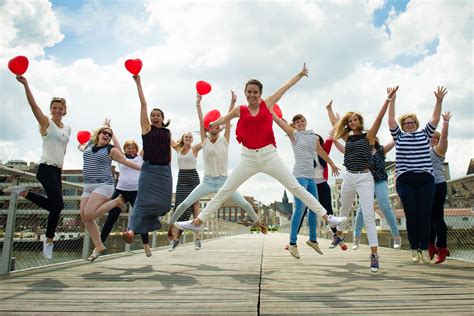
[51,97,66,103]
[101,130,113,137]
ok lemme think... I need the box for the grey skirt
[130,162,172,234]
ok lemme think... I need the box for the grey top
[430,147,446,184]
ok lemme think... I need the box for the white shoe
[327,214,347,228]
[411,250,420,263]
[175,220,203,232]
[393,236,402,249]
[288,244,300,259]
[352,237,360,250]
[168,240,180,252]
[3,186,27,195]
[42,240,53,260]
[194,239,201,250]
[420,250,431,264]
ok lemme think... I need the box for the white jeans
[337,171,378,247]
[198,145,327,222]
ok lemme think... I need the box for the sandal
[88,249,106,262]
[122,231,134,243]
[256,221,268,234]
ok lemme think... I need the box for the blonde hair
[50,97,67,116]
[123,140,139,152]
[334,112,364,139]
[91,126,113,146]
[432,130,441,139]
[398,113,420,131]
[176,132,192,152]
[290,114,305,129]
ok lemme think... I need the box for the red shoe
[339,242,348,251]
[428,243,438,260]
[122,231,134,243]
[435,247,450,264]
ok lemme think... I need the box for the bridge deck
[1,233,473,315]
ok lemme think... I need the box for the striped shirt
[430,147,446,184]
[82,143,114,184]
[344,133,372,172]
[391,122,436,177]
[291,130,317,178]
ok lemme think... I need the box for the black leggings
[297,181,336,235]
[25,164,64,239]
[430,182,448,247]
[100,189,149,244]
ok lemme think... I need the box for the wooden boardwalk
[1,233,473,315]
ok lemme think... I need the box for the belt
[40,162,61,169]
[347,169,370,174]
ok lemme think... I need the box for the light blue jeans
[354,180,400,239]
[169,175,259,224]
[290,177,318,244]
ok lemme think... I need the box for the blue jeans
[354,180,400,239]
[169,175,258,224]
[290,177,318,244]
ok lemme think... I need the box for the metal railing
[0,165,249,275]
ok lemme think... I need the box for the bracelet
[386,98,392,102]
[443,121,449,124]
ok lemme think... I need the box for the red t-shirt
[235,100,276,149]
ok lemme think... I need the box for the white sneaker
[411,250,420,263]
[288,244,300,259]
[393,236,402,249]
[42,240,53,260]
[420,250,431,264]
[194,239,201,250]
[175,220,203,232]
[352,237,360,250]
[3,186,27,195]
[168,240,180,252]
[327,214,347,228]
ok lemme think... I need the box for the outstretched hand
[196,93,202,105]
[103,118,111,127]
[299,63,309,77]
[231,90,237,103]
[387,86,399,100]
[133,74,141,84]
[326,99,333,110]
[442,111,452,122]
[434,86,448,101]
[330,164,341,177]
[16,75,27,85]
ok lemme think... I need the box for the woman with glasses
[4,76,71,260]
[78,123,141,261]
[388,86,447,264]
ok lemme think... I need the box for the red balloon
[203,109,221,129]
[77,131,91,144]
[124,59,142,75]
[273,103,283,119]
[8,56,29,75]
[196,81,212,95]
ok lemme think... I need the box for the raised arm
[387,87,398,130]
[271,112,295,138]
[133,75,151,135]
[383,140,396,154]
[224,90,237,142]
[16,76,49,131]
[367,86,399,143]
[196,93,206,143]
[431,86,448,127]
[208,106,239,130]
[435,111,452,157]
[110,148,141,171]
[103,119,123,154]
[326,100,339,126]
[265,63,308,110]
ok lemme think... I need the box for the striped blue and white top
[390,122,436,177]
[430,147,446,184]
[344,133,372,172]
[291,130,317,179]
[82,143,114,184]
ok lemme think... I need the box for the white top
[39,118,71,168]
[202,135,228,177]
[116,155,143,191]
[177,149,197,170]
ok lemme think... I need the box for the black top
[142,126,171,165]
[368,144,388,182]
[344,133,372,172]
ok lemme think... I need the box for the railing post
[152,232,157,248]
[82,232,91,260]
[0,194,18,275]
[183,231,187,244]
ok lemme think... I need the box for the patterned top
[82,143,114,184]
[235,100,276,149]
[430,147,446,184]
[291,130,317,178]
[344,133,372,172]
[368,144,388,183]
[390,122,436,177]
[142,126,171,165]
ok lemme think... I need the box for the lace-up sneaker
[420,250,431,264]
[306,240,323,255]
[370,253,379,273]
[3,186,27,195]
[288,245,300,259]
[331,235,345,249]
[175,220,203,232]
[352,237,360,250]
[411,250,421,263]
[194,239,201,250]
[393,236,402,249]
[327,214,348,228]
[42,240,53,260]
[168,239,180,252]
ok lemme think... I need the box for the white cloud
[0,0,472,205]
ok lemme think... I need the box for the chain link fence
[0,166,249,275]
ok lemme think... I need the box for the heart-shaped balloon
[8,56,29,75]
[203,109,221,129]
[124,59,142,75]
[196,81,212,95]
[273,103,283,119]
[77,131,92,144]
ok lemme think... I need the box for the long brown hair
[334,112,364,139]
[151,108,170,127]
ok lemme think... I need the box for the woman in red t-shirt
[175,64,347,232]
